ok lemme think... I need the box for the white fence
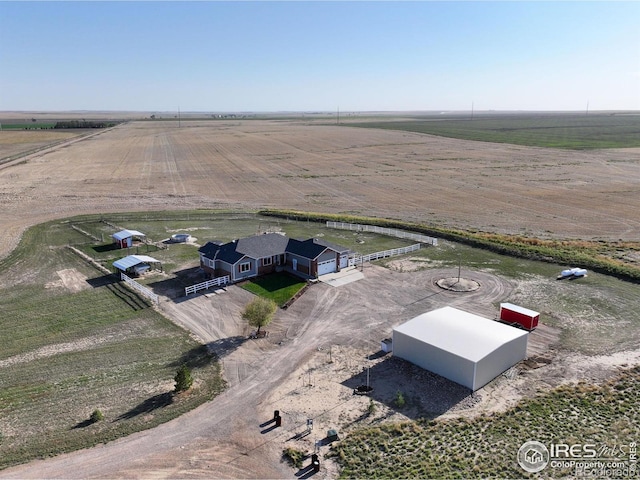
[185,275,230,296]
[350,244,421,265]
[121,273,159,305]
[326,222,437,246]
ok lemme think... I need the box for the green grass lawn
[241,272,308,306]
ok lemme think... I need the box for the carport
[113,255,162,276]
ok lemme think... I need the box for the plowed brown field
[1,119,640,261]
[2,118,640,479]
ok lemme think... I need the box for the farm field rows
[1,119,640,265]
[1,117,640,478]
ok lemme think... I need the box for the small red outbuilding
[499,303,540,331]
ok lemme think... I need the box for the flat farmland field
[1,118,640,261]
[0,130,85,164]
[1,115,640,478]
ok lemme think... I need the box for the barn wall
[392,330,475,390]
[475,334,528,390]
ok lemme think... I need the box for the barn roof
[112,229,146,241]
[113,255,160,271]
[393,306,528,363]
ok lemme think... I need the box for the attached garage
[317,259,337,276]
[392,306,528,391]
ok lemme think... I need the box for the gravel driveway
[0,265,513,479]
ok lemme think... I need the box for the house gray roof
[198,233,350,264]
[236,233,290,259]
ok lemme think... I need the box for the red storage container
[499,303,540,331]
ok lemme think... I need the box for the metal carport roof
[113,255,160,271]
[112,230,146,241]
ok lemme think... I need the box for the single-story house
[113,255,162,276]
[198,233,350,282]
[392,306,529,391]
[112,229,146,249]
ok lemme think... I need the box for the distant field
[346,113,640,149]
[0,123,57,130]
[0,130,86,164]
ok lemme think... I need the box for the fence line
[121,273,159,305]
[349,244,421,265]
[326,222,438,246]
[185,275,230,296]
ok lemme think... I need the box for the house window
[239,262,251,273]
[263,257,272,266]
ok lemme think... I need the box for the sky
[1,1,639,112]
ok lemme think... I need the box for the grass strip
[259,210,640,283]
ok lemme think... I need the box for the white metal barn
[392,306,528,391]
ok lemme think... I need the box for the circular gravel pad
[436,277,481,292]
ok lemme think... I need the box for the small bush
[90,409,104,423]
[395,391,406,408]
[368,398,377,416]
[283,446,308,468]
[174,364,193,393]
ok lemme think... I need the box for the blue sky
[1,1,638,112]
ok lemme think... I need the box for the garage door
[318,259,336,276]
[340,254,349,268]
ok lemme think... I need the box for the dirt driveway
[3,263,639,479]
[1,264,513,478]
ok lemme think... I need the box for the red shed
[499,303,540,331]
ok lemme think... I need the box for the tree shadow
[71,418,95,429]
[205,335,249,360]
[116,392,173,420]
[169,344,217,369]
